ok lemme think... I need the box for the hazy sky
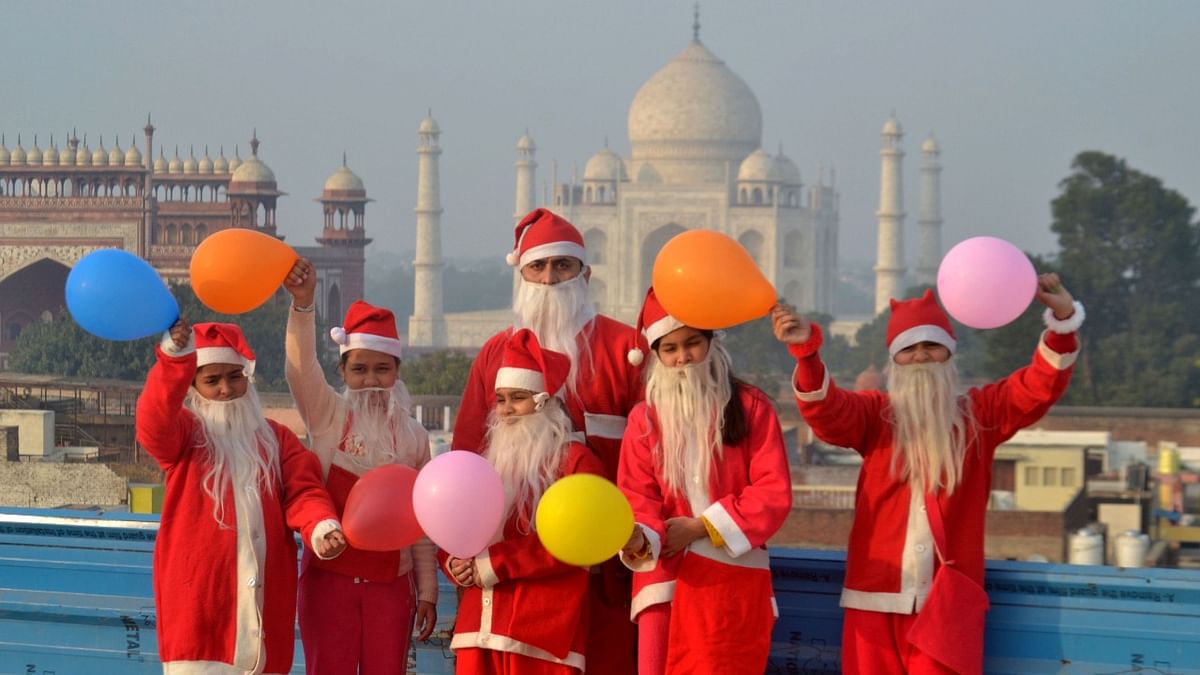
[3,1,1198,268]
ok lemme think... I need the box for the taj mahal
[407,20,944,348]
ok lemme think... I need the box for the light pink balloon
[936,236,1037,329]
[413,450,505,559]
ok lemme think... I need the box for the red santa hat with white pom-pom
[626,286,685,366]
[506,208,587,268]
[496,329,570,405]
[329,300,403,359]
[194,322,257,375]
[885,289,957,357]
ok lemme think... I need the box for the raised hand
[770,303,811,344]
[169,318,192,350]
[283,257,316,307]
[1035,272,1076,320]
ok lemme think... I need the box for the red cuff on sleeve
[786,322,824,360]
[1043,330,1078,355]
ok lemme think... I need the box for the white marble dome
[776,153,802,186]
[737,148,780,183]
[231,155,276,185]
[627,41,762,165]
[922,136,939,153]
[583,147,627,182]
[323,164,365,193]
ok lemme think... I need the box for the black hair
[338,352,401,369]
[650,329,749,447]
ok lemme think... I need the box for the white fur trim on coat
[160,330,195,357]
[643,314,685,349]
[701,501,754,557]
[619,524,661,573]
[310,519,343,560]
[1043,301,1085,334]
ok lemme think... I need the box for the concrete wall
[0,462,126,508]
[0,409,53,457]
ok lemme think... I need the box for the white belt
[583,412,627,440]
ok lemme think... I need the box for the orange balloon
[189,228,297,314]
[652,230,776,329]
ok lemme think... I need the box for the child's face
[193,363,250,401]
[495,387,539,422]
[653,326,710,368]
[341,349,400,390]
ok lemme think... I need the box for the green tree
[403,350,474,395]
[985,152,1200,406]
[722,312,852,392]
[10,282,338,391]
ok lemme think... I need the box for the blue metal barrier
[3,508,1199,674]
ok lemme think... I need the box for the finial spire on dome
[250,129,259,157]
[144,113,154,134]
[235,144,241,158]
[342,151,347,167]
[692,2,701,42]
[603,135,609,148]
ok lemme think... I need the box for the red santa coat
[790,324,1078,613]
[617,385,792,671]
[136,344,339,675]
[454,316,644,674]
[445,442,605,671]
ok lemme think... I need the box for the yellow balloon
[536,474,634,567]
[652,229,777,329]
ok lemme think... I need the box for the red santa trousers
[637,603,670,675]
[663,553,775,675]
[455,647,578,675]
[585,569,637,674]
[841,608,958,675]
[297,563,416,675]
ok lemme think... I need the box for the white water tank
[1115,530,1150,568]
[1068,528,1104,565]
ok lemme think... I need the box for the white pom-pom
[627,348,644,366]
[505,251,520,267]
[329,326,347,345]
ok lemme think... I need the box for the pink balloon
[413,451,505,558]
[936,236,1037,329]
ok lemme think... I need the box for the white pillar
[408,115,448,347]
[874,115,907,314]
[512,132,537,302]
[916,135,943,287]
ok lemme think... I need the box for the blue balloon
[66,249,179,341]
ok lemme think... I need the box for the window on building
[1043,467,1058,486]
[1025,466,1039,486]
[1061,467,1077,487]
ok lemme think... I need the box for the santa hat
[194,322,256,375]
[329,300,403,359]
[626,286,685,366]
[506,208,586,268]
[495,328,570,398]
[886,289,957,357]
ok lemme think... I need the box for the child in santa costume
[453,208,643,674]
[444,328,605,674]
[283,258,438,675]
[771,275,1083,675]
[617,288,792,675]
[136,318,346,675]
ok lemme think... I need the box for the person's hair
[651,329,749,446]
[338,351,401,369]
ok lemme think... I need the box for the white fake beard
[340,380,417,469]
[643,341,733,497]
[483,400,573,529]
[886,359,976,494]
[186,386,281,528]
[511,275,596,394]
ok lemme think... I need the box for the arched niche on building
[584,228,608,265]
[640,223,686,294]
[738,229,765,267]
